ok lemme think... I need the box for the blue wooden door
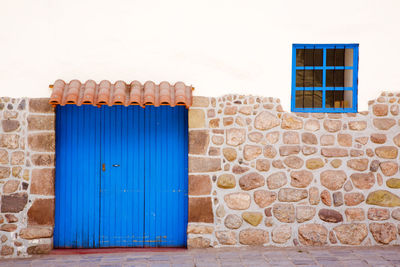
[100,106,145,247]
[54,105,187,248]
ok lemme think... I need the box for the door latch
[102,163,105,172]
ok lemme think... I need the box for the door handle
[102,163,105,172]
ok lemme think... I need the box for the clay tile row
[49,80,193,108]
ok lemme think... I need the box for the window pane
[296,70,322,87]
[327,48,353,66]
[325,90,353,108]
[326,70,352,87]
[313,90,323,108]
[296,49,323,66]
[295,90,322,108]
[345,49,353,66]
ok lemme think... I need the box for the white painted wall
[0,0,399,111]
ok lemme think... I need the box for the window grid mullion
[322,48,326,109]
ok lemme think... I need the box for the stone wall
[0,98,55,257]
[2,92,400,258]
[188,92,400,247]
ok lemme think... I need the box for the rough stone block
[239,229,269,245]
[28,133,55,152]
[306,158,324,169]
[187,224,213,234]
[350,172,375,189]
[192,96,209,107]
[0,166,11,179]
[27,115,55,131]
[226,128,246,146]
[31,154,55,166]
[279,145,300,156]
[301,132,317,145]
[290,170,312,188]
[1,245,14,256]
[188,109,205,128]
[19,227,53,239]
[380,161,398,176]
[1,192,28,213]
[318,209,343,223]
[283,131,299,144]
[254,190,276,208]
[344,192,365,206]
[321,148,348,157]
[320,170,347,190]
[242,212,263,226]
[189,130,209,155]
[333,223,368,245]
[28,198,55,225]
[345,208,365,222]
[29,98,54,113]
[369,222,397,244]
[239,172,265,190]
[30,169,55,196]
[321,190,332,206]
[373,104,389,116]
[347,159,369,171]
[248,132,263,143]
[224,192,251,210]
[189,175,211,195]
[366,190,400,207]
[323,119,342,132]
[278,188,307,202]
[0,134,19,149]
[298,224,328,246]
[348,121,367,131]
[272,225,291,244]
[224,214,243,229]
[188,157,221,172]
[304,119,320,131]
[309,187,319,205]
[283,156,303,169]
[256,159,270,172]
[296,206,316,223]
[337,133,352,147]
[3,180,20,194]
[267,172,287,190]
[373,118,396,130]
[187,237,211,248]
[370,133,387,144]
[2,120,20,132]
[188,197,213,223]
[387,178,400,188]
[375,146,398,159]
[215,230,236,245]
[243,145,262,161]
[254,111,280,130]
[367,208,390,221]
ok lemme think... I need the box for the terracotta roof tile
[49,79,193,108]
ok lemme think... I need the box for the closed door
[54,105,188,248]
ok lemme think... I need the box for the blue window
[291,44,359,113]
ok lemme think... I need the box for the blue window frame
[291,44,359,113]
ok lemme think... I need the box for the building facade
[1,82,400,257]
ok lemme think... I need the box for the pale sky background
[0,0,399,111]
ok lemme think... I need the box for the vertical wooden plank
[144,106,188,247]
[54,106,101,248]
[100,106,145,247]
